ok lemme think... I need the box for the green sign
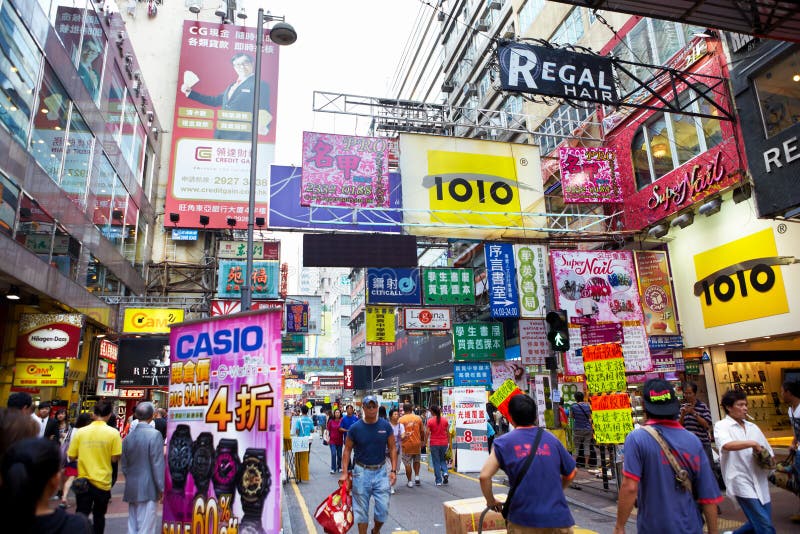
[281,334,305,354]
[453,322,505,361]
[685,360,701,375]
[422,268,475,305]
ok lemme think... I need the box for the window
[76,7,105,102]
[518,0,545,35]
[15,195,56,267]
[534,102,594,156]
[89,151,115,231]
[551,8,583,45]
[0,172,20,237]
[62,109,94,208]
[631,84,723,189]
[754,50,800,138]
[50,1,91,65]
[29,63,70,183]
[102,65,125,142]
[0,2,43,145]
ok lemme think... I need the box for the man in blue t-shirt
[340,395,397,534]
[615,379,722,534]
[479,394,577,530]
[339,404,359,471]
[292,405,314,437]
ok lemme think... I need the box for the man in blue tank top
[340,395,397,534]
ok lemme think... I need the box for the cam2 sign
[498,43,618,104]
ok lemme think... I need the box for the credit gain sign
[498,43,618,105]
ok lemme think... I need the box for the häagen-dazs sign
[16,313,84,359]
[498,43,618,104]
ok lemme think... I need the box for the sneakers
[330,469,335,474]
[407,481,414,488]
[415,478,421,486]
[435,482,442,486]
[443,474,449,485]
[390,487,396,495]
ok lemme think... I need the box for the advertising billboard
[558,147,623,203]
[116,336,170,388]
[398,134,545,239]
[301,132,392,208]
[269,166,403,233]
[515,244,548,317]
[123,308,185,334]
[484,242,520,318]
[15,313,84,359]
[163,310,283,533]
[216,260,280,299]
[165,20,280,229]
[634,250,679,335]
[13,360,68,387]
[366,268,421,305]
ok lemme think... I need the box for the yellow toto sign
[123,308,184,333]
[693,229,789,328]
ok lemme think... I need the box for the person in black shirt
[153,408,167,440]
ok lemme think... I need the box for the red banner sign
[343,365,354,389]
[16,313,84,359]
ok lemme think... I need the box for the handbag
[323,429,330,446]
[754,447,776,470]
[501,428,544,520]
[642,426,693,493]
[769,449,798,495]
[72,477,90,495]
[314,479,353,534]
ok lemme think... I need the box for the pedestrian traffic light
[545,310,570,352]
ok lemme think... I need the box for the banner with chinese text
[519,319,548,365]
[485,242,520,317]
[582,343,626,395]
[634,250,679,335]
[453,322,505,361]
[454,362,492,387]
[301,132,391,208]
[488,379,523,421]
[295,357,345,373]
[590,393,633,444]
[366,268,421,305]
[216,259,279,299]
[453,387,489,472]
[164,309,283,533]
[366,306,396,346]
[165,20,280,228]
[558,147,623,203]
[515,244,548,317]
[285,302,309,333]
[422,268,475,305]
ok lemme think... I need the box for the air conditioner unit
[465,83,478,97]
[437,11,446,21]
[502,24,515,40]
[476,17,490,31]
[441,80,455,92]
[489,0,502,9]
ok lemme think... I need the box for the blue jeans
[430,445,448,484]
[329,443,342,471]
[351,464,390,525]
[733,497,775,534]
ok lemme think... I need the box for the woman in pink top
[426,405,450,485]
[326,409,344,473]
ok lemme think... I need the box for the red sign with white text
[165,20,280,229]
[343,365,354,389]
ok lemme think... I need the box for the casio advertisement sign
[498,43,618,105]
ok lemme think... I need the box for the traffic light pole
[545,283,561,430]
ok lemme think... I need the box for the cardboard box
[443,495,506,534]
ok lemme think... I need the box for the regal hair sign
[498,43,618,104]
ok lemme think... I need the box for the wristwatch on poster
[212,439,240,503]
[190,432,215,496]
[236,448,271,522]
[168,424,193,490]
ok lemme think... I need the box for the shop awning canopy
[549,0,800,43]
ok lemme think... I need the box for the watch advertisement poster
[164,309,283,534]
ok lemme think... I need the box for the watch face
[168,435,192,480]
[240,461,264,498]
[191,439,214,483]
[213,452,238,486]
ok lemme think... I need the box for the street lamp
[241,8,297,311]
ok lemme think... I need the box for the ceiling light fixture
[6,285,20,300]
[647,223,669,239]
[671,212,695,229]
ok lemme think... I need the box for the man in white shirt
[781,379,800,523]
[714,389,776,534]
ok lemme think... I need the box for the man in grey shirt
[121,402,165,534]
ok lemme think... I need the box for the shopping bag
[314,480,354,534]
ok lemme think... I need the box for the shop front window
[62,108,94,208]
[51,223,80,280]
[0,2,43,145]
[29,63,71,183]
[89,151,115,231]
[754,50,800,138]
[15,195,56,267]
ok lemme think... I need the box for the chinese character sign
[216,259,279,299]
[519,319,548,365]
[301,132,391,208]
[550,250,644,323]
[488,379,523,421]
[343,365,354,389]
[366,268,421,305]
[634,250,679,335]
[484,242,520,318]
[558,147,623,203]
[165,20,281,229]
[295,358,344,372]
[590,393,633,444]
[422,268,475,305]
[164,310,283,533]
[452,322,505,361]
[453,387,489,472]
[515,244,548,317]
[582,343,627,395]
[285,302,309,333]
[366,306,396,346]
[454,362,492,387]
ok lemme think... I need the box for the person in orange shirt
[398,403,427,487]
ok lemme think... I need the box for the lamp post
[241,8,296,311]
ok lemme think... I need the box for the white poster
[490,361,528,391]
[533,375,547,427]
[514,244,549,317]
[453,386,489,473]
[519,319,548,365]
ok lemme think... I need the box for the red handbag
[314,480,354,534]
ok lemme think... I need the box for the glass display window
[61,108,94,209]
[29,63,70,183]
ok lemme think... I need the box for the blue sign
[485,242,520,318]
[172,228,199,241]
[216,259,279,299]
[366,268,421,305]
[454,362,492,388]
[648,335,684,350]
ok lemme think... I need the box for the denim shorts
[351,464,390,524]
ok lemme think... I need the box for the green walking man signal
[545,309,570,352]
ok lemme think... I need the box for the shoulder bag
[501,427,544,519]
[642,425,693,493]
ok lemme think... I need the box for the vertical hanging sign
[484,242,520,318]
[514,244,548,317]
